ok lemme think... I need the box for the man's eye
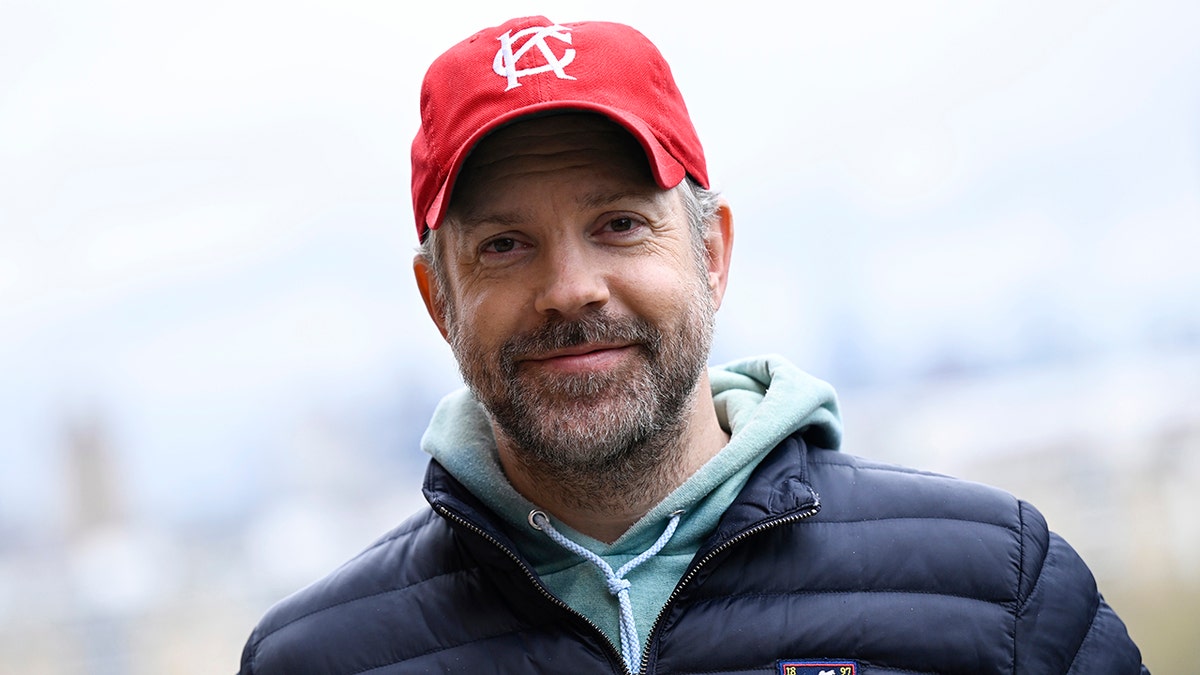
[484,238,517,253]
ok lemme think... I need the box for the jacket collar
[699,432,820,552]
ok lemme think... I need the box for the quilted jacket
[238,433,1147,674]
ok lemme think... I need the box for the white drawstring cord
[529,509,684,673]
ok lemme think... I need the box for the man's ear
[704,198,735,310]
[414,254,450,341]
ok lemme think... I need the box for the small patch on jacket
[777,661,857,675]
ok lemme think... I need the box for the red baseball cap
[410,16,709,240]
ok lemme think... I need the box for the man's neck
[495,372,730,544]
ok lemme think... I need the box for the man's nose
[532,243,610,318]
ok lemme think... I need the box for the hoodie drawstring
[529,509,683,674]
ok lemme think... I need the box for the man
[238,16,1147,674]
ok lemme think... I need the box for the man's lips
[519,343,637,371]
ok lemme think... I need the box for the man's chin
[516,391,626,423]
[503,414,645,473]
[511,365,635,400]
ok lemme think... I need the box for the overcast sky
[2,0,1198,527]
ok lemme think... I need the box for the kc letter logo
[493,23,576,91]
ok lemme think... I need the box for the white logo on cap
[493,24,576,91]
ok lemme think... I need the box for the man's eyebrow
[450,187,661,231]
[447,208,529,233]
[578,187,660,210]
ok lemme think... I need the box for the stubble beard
[447,282,716,512]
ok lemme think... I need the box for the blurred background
[1,0,1197,672]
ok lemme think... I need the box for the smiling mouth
[527,343,630,360]
[520,344,637,372]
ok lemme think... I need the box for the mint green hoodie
[420,354,841,663]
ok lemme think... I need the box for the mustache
[500,312,661,371]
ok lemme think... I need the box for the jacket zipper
[432,503,633,675]
[638,499,822,674]
[435,497,820,675]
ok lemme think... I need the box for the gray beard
[448,284,715,512]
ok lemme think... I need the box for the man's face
[428,114,719,477]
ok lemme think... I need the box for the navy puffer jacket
[238,434,1147,674]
